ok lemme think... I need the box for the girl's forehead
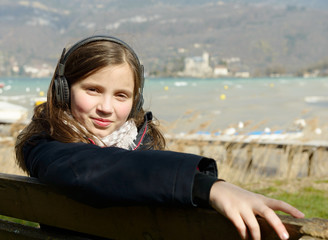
[81,64,135,86]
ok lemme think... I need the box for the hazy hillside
[0,0,328,76]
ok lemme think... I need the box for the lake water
[1,76,328,134]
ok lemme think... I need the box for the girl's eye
[117,93,127,99]
[87,88,99,93]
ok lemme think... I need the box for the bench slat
[0,173,324,239]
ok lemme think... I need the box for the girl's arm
[24,136,216,207]
[209,181,304,240]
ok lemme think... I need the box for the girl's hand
[209,181,305,240]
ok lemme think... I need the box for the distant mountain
[0,0,328,76]
[4,0,326,9]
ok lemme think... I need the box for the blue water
[1,76,328,132]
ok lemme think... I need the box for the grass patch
[247,181,328,219]
[0,215,39,227]
[314,179,328,184]
[273,188,328,218]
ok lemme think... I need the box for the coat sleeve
[23,136,217,208]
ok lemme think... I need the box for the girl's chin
[92,130,113,139]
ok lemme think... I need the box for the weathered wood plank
[0,173,327,239]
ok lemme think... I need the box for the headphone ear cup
[135,95,144,113]
[54,76,69,105]
[61,76,70,104]
[129,94,144,118]
[133,65,145,116]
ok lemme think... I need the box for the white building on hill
[179,52,213,78]
[214,65,229,76]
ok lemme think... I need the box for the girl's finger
[259,207,290,240]
[266,198,305,218]
[241,211,261,240]
[226,211,248,240]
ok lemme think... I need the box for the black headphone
[54,35,145,117]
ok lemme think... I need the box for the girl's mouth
[92,118,111,127]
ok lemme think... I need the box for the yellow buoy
[164,86,169,91]
[224,85,228,90]
[220,94,226,100]
[34,97,47,106]
[269,83,274,88]
[35,100,45,106]
[39,91,45,96]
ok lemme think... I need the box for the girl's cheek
[72,94,94,115]
[118,102,133,117]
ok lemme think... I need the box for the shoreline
[2,120,328,182]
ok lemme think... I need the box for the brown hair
[15,38,165,172]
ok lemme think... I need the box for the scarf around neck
[64,112,138,149]
[93,119,138,149]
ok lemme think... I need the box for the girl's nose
[97,96,113,114]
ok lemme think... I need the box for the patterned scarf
[93,119,138,149]
[64,112,138,150]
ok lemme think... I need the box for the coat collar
[133,112,152,150]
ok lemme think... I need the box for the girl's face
[70,63,134,138]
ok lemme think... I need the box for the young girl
[15,35,303,240]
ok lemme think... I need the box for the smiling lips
[92,118,112,127]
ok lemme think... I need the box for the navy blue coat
[23,113,218,208]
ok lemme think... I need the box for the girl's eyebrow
[80,82,133,94]
[80,81,102,87]
[115,88,134,96]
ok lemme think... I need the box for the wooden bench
[0,173,327,240]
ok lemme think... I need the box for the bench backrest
[0,173,327,239]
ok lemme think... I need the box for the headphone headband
[57,35,143,75]
[54,35,144,117]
